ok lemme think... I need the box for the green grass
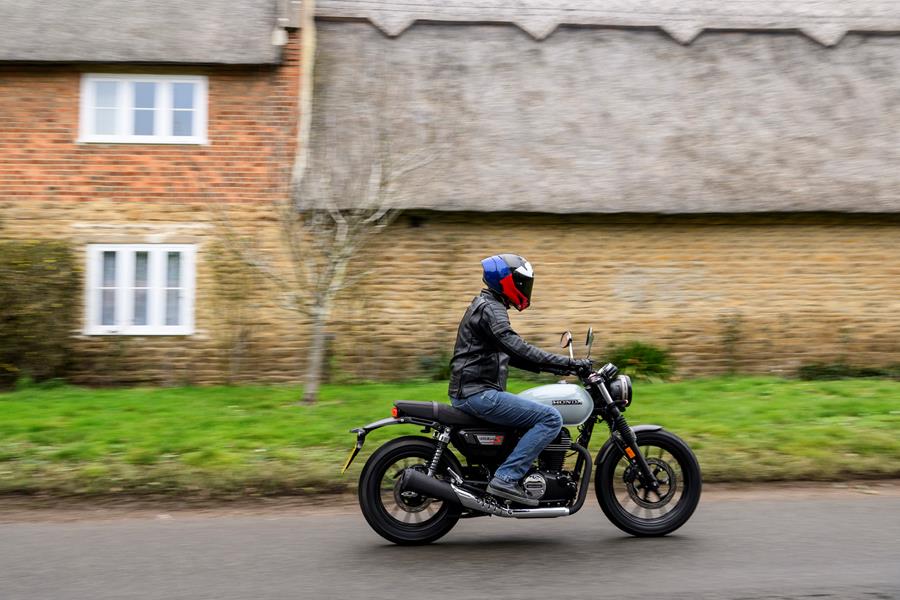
[0,377,898,498]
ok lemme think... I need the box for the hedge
[0,240,79,388]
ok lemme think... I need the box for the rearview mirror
[560,331,574,361]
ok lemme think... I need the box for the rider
[448,254,592,506]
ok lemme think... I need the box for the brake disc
[623,458,677,509]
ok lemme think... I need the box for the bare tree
[220,137,432,402]
[220,2,434,403]
[266,142,432,403]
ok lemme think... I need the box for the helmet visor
[512,270,533,309]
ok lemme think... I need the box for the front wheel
[358,436,462,545]
[595,430,701,536]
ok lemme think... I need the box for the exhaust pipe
[400,469,569,519]
[399,469,462,505]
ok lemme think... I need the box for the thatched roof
[317,0,900,46]
[5,0,900,65]
[0,0,286,64]
[312,21,900,213]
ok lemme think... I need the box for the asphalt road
[1,487,899,600]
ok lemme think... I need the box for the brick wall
[0,33,299,205]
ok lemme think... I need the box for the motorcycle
[342,328,702,545]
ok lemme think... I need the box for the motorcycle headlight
[609,375,632,407]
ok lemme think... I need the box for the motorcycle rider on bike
[449,254,592,506]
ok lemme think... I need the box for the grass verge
[1,377,898,498]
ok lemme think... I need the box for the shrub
[797,363,900,381]
[605,341,675,381]
[0,240,79,388]
[419,350,452,381]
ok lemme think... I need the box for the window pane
[134,252,148,286]
[94,108,117,135]
[133,82,156,109]
[95,81,118,108]
[134,110,154,135]
[165,289,181,326]
[133,289,148,326]
[101,289,116,326]
[172,83,195,109]
[172,110,193,137]
[166,252,181,287]
[102,251,116,287]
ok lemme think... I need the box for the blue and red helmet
[481,254,534,311]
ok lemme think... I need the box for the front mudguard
[341,415,440,474]
[594,424,664,468]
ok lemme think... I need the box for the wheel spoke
[375,452,451,528]
[610,441,692,523]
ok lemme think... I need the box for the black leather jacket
[448,290,575,399]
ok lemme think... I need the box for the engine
[451,427,578,504]
[538,427,571,472]
[524,428,578,504]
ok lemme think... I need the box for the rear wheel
[358,436,462,545]
[595,430,701,536]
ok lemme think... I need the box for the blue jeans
[451,389,562,483]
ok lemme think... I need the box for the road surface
[1,484,899,600]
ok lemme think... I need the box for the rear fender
[342,416,440,474]
[595,424,664,467]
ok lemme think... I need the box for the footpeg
[486,478,539,507]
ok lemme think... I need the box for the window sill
[76,137,209,145]
[83,328,195,336]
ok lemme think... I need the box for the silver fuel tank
[517,383,594,426]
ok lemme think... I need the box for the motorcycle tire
[595,429,701,537]
[358,436,463,545]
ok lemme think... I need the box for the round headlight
[610,374,632,407]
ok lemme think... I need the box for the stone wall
[3,201,897,384]
[0,199,299,385]
[351,212,900,380]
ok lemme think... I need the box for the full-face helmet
[481,254,534,311]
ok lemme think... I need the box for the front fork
[608,411,661,492]
[577,417,657,491]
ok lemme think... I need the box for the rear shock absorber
[427,428,451,477]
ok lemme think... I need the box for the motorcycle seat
[393,401,491,427]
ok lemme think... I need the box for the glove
[570,358,593,375]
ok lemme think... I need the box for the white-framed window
[78,74,208,144]
[85,244,196,335]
